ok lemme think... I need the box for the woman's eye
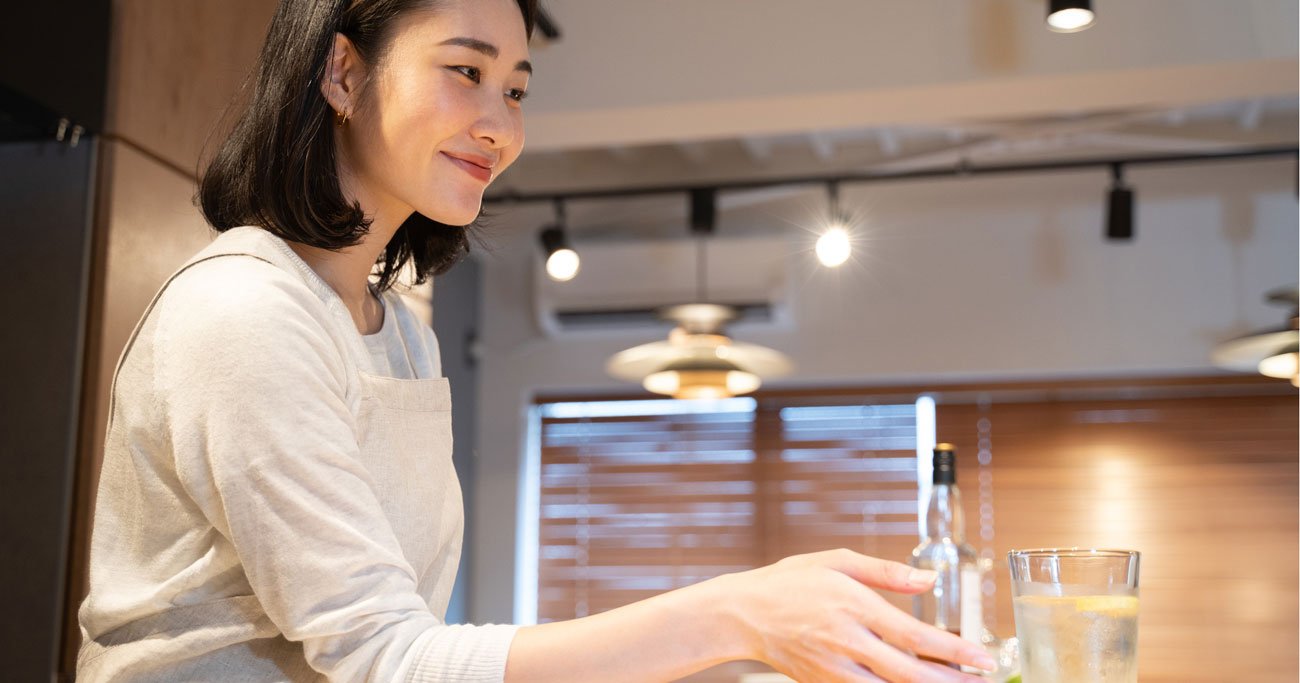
[450,65,481,82]
[450,66,527,104]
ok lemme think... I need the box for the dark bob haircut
[199,0,537,291]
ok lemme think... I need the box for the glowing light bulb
[724,370,761,395]
[1258,351,1298,384]
[816,226,851,267]
[546,248,580,281]
[1047,7,1095,32]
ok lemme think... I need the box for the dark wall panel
[0,2,111,135]
[0,139,97,681]
[433,258,483,625]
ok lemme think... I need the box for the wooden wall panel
[109,0,277,171]
[63,2,279,676]
[62,140,217,678]
[938,393,1298,683]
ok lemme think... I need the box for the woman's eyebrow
[438,36,533,74]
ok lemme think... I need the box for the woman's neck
[285,236,388,334]
[285,139,420,334]
[285,175,412,335]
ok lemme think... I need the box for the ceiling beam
[740,136,775,163]
[518,60,1296,152]
[807,132,836,162]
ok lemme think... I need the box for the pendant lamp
[606,190,792,399]
[1211,288,1299,387]
[607,303,792,399]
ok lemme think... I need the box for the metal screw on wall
[54,118,84,147]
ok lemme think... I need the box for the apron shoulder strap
[103,227,372,435]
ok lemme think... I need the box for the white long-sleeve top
[77,226,519,682]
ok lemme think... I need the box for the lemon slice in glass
[1075,595,1139,616]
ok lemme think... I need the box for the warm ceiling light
[1047,0,1095,33]
[538,199,579,282]
[816,226,851,267]
[607,303,792,400]
[545,246,580,282]
[643,356,762,399]
[1257,343,1299,387]
[818,181,852,267]
[1212,288,1299,385]
[606,190,791,399]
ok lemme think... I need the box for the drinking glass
[1007,549,1140,683]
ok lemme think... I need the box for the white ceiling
[492,0,1298,211]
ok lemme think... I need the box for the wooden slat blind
[938,393,1298,683]
[537,398,922,681]
[538,401,764,621]
[759,403,921,615]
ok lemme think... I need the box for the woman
[77,0,996,680]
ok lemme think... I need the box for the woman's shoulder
[160,254,331,328]
[147,253,352,383]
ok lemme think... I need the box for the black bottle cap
[932,443,956,485]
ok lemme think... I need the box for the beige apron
[78,227,464,681]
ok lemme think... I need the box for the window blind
[536,398,922,624]
[532,380,1296,682]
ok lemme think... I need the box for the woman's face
[341,0,531,227]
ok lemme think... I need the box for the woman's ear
[320,32,364,116]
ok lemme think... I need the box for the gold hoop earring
[335,109,350,127]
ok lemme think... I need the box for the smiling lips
[443,152,494,183]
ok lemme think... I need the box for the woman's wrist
[697,571,761,664]
[504,571,759,683]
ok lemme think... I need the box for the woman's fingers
[771,653,886,683]
[742,550,999,683]
[915,659,992,681]
[833,627,985,683]
[841,661,886,682]
[826,653,889,676]
[862,595,996,673]
[820,548,938,595]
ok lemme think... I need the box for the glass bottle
[910,443,983,662]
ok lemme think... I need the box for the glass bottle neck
[925,483,966,541]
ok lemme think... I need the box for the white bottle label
[960,567,983,645]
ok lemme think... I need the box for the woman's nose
[470,95,518,150]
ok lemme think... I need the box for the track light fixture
[1106,163,1134,241]
[492,148,1292,255]
[539,199,580,282]
[1047,0,1095,33]
[690,187,717,235]
[817,181,852,267]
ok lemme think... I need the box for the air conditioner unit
[533,234,793,336]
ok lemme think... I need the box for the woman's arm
[504,549,997,683]
[505,571,744,683]
[154,261,516,682]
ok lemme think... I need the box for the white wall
[467,157,1298,623]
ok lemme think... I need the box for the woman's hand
[502,546,995,683]
[716,548,997,682]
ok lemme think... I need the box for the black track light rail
[485,145,1298,205]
